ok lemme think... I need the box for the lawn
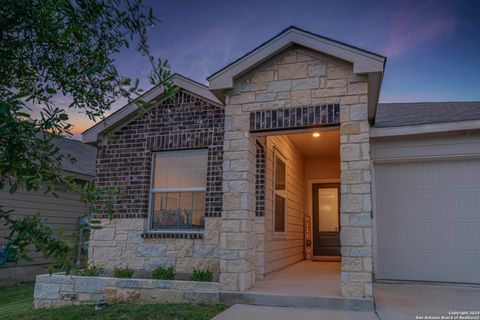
[0,283,227,320]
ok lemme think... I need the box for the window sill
[141,231,204,239]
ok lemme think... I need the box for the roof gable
[82,74,222,144]
[208,26,386,94]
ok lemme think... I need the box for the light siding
[0,186,89,284]
[264,136,305,273]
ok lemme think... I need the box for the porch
[250,260,341,297]
[219,260,372,311]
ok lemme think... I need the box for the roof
[82,74,222,145]
[51,136,96,177]
[375,102,480,128]
[209,26,385,81]
[207,26,386,122]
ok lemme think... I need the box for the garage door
[375,159,480,284]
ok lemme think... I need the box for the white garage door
[375,159,480,284]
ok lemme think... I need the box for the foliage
[78,263,104,277]
[0,0,174,275]
[151,265,176,280]
[0,283,227,320]
[191,269,214,282]
[113,266,134,278]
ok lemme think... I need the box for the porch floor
[250,260,341,297]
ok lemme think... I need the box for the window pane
[192,169,206,187]
[275,156,286,191]
[153,149,208,189]
[151,191,205,230]
[154,170,168,189]
[165,192,179,210]
[177,170,193,188]
[194,152,208,170]
[275,194,286,232]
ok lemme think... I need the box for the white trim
[208,27,385,92]
[371,160,378,280]
[82,74,222,144]
[372,153,480,164]
[370,119,480,139]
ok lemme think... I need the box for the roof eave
[370,119,480,139]
[208,27,385,93]
[81,74,222,145]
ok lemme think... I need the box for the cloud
[154,24,245,83]
[381,1,457,57]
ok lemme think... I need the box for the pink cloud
[382,2,457,57]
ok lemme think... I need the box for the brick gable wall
[94,90,225,219]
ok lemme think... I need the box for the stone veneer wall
[220,46,373,298]
[33,274,219,308]
[89,90,224,275]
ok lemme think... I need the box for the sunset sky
[53,0,480,139]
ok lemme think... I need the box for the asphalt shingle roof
[375,102,480,128]
[51,137,96,177]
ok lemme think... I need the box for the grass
[0,282,35,319]
[0,282,227,320]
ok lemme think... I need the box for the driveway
[213,283,480,320]
[374,282,480,320]
[212,304,378,320]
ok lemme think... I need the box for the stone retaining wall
[33,273,220,309]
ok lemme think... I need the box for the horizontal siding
[0,187,88,270]
[265,135,305,274]
[371,132,480,161]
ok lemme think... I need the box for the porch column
[219,102,257,291]
[339,99,374,299]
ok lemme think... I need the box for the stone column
[339,89,373,298]
[219,101,257,291]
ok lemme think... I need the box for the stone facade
[89,90,224,275]
[88,217,222,275]
[221,46,373,297]
[33,274,220,308]
[87,46,373,299]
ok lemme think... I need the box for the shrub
[78,263,103,276]
[113,266,134,278]
[152,265,176,280]
[191,268,213,282]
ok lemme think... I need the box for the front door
[312,184,340,256]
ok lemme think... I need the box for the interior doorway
[312,183,340,257]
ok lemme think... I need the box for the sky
[63,0,480,138]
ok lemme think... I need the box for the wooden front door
[312,183,341,256]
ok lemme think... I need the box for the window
[273,150,287,233]
[149,149,207,231]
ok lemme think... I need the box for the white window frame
[273,148,287,235]
[147,149,207,233]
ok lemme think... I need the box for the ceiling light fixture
[312,132,321,138]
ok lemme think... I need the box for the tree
[0,0,173,274]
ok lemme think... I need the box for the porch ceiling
[286,130,340,158]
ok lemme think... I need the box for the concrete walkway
[213,282,480,320]
[374,282,480,320]
[212,304,379,320]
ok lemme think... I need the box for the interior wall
[265,135,305,273]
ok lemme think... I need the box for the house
[82,26,480,301]
[0,136,96,285]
